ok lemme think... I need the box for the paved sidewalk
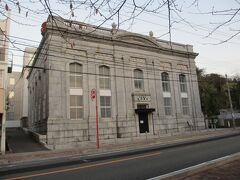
[163,152,240,180]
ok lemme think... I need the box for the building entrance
[138,112,149,133]
[137,104,149,133]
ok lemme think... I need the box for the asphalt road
[2,135,240,180]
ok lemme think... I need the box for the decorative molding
[115,33,160,48]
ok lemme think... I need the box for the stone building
[28,16,204,149]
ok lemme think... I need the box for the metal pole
[96,91,99,148]
[225,74,236,128]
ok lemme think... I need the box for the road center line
[5,151,162,180]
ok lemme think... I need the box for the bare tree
[0,0,240,44]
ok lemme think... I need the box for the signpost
[91,89,99,148]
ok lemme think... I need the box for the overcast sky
[2,0,240,76]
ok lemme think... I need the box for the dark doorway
[138,113,149,133]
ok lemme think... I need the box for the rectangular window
[70,95,83,119]
[162,81,170,92]
[70,74,82,88]
[134,69,144,90]
[182,97,189,115]
[99,66,110,89]
[99,77,110,89]
[69,63,82,88]
[100,96,111,118]
[134,79,143,90]
[180,83,187,92]
[9,78,15,85]
[164,97,172,116]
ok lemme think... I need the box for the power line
[2,0,240,45]
[24,64,204,84]
[3,46,202,79]
[3,32,240,68]
[2,29,238,80]
[0,38,234,77]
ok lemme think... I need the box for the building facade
[6,72,22,128]
[0,16,10,154]
[28,16,204,149]
[5,48,36,129]
[20,48,36,127]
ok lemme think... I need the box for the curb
[0,131,240,176]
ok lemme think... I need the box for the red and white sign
[91,89,96,101]
[90,88,100,148]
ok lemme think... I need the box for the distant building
[28,16,204,149]
[5,48,36,128]
[6,72,21,128]
[218,109,240,127]
[0,15,10,154]
[20,48,36,127]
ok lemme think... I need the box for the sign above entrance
[134,95,151,102]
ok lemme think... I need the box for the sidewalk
[162,152,240,180]
[1,128,239,168]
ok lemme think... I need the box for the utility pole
[225,74,236,128]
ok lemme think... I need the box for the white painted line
[148,154,237,180]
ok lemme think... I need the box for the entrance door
[138,113,149,133]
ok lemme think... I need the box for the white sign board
[134,95,151,102]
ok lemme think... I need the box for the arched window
[179,74,187,92]
[69,63,82,88]
[162,72,170,92]
[99,65,110,89]
[134,69,144,90]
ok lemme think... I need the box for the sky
[1,0,240,76]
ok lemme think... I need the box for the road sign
[91,89,96,101]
